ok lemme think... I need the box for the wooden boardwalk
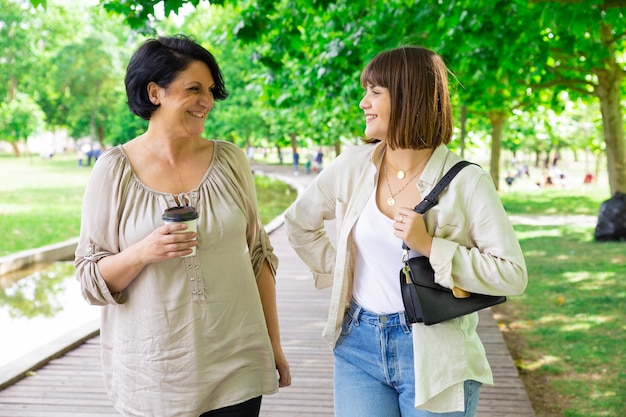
[0,165,535,416]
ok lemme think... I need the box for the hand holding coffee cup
[162,206,199,257]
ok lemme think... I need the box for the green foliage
[98,0,213,31]
[107,101,149,146]
[14,0,626,194]
[8,1,132,149]
[0,92,46,144]
[0,0,38,102]
[49,18,128,143]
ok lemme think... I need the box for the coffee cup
[162,206,199,257]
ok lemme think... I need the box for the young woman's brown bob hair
[360,46,453,150]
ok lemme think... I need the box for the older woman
[75,35,290,417]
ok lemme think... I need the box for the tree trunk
[275,143,283,164]
[97,125,105,146]
[595,68,625,195]
[289,133,298,154]
[10,141,20,157]
[487,110,507,190]
[595,22,626,195]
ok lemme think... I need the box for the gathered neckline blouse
[75,141,279,416]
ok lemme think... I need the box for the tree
[44,4,130,147]
[430,0,550,188]
[0,0,38,103]
[525,0,626,194]
[1,0,42,155]
[24,1,101,133]
[179,3,273,146]
[0,92,46,156]
[35,0,625,195]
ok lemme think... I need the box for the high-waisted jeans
[333,301,481,417]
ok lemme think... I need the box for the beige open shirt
[284,142,528,412]
[75,142,279,417]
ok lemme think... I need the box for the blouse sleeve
[222,143,278,279]
[74,149,128,305]
[429,167,528,296]
[284,154,345,289]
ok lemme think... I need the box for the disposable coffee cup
[162,206,199,257]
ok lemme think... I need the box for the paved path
[0,162,537,416]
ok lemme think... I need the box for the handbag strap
[412,160,474,214]
[402,160,474,250]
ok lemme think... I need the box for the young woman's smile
[360,84,390,140]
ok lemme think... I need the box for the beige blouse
[75,141,279,417]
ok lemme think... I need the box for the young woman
[75,35,290,417]
[284,46,527,416]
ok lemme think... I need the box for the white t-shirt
[352,190,419,314]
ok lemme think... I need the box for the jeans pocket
[340,310,356,336]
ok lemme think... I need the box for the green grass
[0,152,295,256]
[253,174,297,224]
[498,212,625,416]
[0,153,91,256]
[500,187,611,216]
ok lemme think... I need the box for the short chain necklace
[384,162,423,206]
[386,158,421,179]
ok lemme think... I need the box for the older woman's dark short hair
[125,34,228,120]
[360,46,453,150]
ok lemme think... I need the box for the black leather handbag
[400,161,507,325]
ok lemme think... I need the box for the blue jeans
[333,301,481,417]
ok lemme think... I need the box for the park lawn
[0,153,91,256]
[499,185,611,216]
[498,221,625,416]
[0,152,295,256]
[499,183,625,416]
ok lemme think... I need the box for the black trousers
[199,396,262,417]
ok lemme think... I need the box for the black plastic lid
[162,206,199,222]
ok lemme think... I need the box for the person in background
[314,149,324,172]
[292,151,300,175]
[75,35,290,417]
[305,152,313,175]
[284,46,527,417]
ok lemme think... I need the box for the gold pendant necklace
[386,158,421,180]
[384,162,422,206]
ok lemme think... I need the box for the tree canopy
[13,0,626,194]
